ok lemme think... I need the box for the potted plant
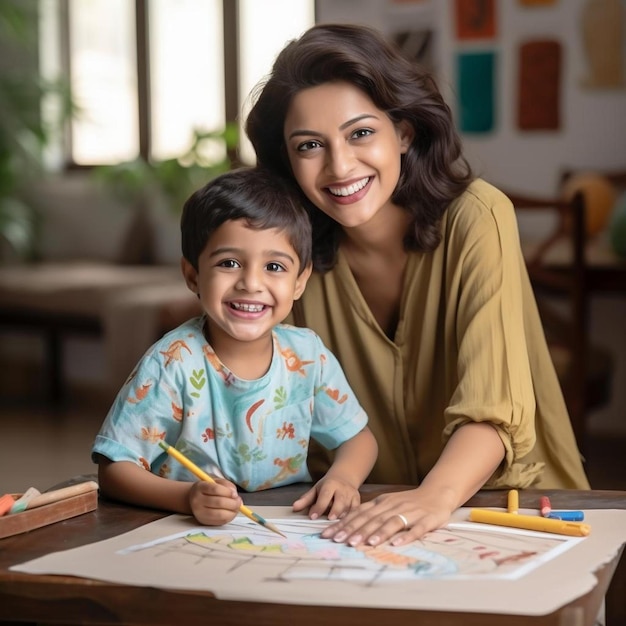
[92,124,239,264]
[0,0,74,262]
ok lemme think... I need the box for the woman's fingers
[342,512,410,546]
[320,490,449,546]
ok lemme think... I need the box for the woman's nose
[325,142,355,178]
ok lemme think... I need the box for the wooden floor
[1,388,625,495]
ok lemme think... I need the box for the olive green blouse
[291,179,590,490]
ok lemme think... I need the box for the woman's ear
[180,257,199,295]
[397,120,414,154]
[293,262,313,301]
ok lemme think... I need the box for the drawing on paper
[118,517,579,582]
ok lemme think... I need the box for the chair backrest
[561,168,626,190]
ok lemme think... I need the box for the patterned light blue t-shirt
[92,317,368,491]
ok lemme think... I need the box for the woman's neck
[340,203,412,259]
[339,206,412,339]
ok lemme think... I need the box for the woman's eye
[266,262,286,273]
[218,259,240,269]
[352,128,373,139]
[297,139,321,152]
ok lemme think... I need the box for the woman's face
[283,81,412,230]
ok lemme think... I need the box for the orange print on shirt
[139,426,165,443]
[325,387,348,404]
[160,340,192,366]
[202,345,235,385]
[127,381,152,404]
[171,402,183,422]
[279,347,314,376]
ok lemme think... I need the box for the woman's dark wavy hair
[181,167,311,273]
[245,23,473,272]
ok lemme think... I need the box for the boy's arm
[97,456,242,525]
[292,426,378,519]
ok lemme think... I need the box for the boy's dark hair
[181,167,312,272]
[245,23,474,272]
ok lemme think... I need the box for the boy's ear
[397,119,414,154]
[180,257,199,294]
[293,262,313,300]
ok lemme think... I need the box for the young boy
[92,167,377,527]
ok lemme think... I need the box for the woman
[245,23,589,547]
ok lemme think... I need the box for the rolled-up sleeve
[442,189,541,486]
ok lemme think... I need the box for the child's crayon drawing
[118,517,580,582]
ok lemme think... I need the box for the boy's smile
[181,219,311,368]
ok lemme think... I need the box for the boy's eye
[217,259,240,269]
[266,262,286,273]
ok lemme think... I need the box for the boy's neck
[203,322,274,380]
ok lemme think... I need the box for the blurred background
[0,0,625,496]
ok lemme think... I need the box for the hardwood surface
[0,393,625,624]
[1,484,625,626]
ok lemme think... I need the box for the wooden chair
[503,188,615,452]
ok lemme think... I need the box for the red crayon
[540,495,552,517]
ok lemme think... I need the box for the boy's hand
[292,476,360,520]
[188,477,242,526]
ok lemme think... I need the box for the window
[40,0,314,166]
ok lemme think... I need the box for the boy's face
[181,218,311,347]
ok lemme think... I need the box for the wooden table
[1,484,625,626]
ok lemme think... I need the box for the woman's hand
[319,486,456,547]
[292,476,361,520]
[188,477,242,526]
[319,423,505,547]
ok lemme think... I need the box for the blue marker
[546,510,584,522]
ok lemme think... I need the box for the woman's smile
[325,176,373,204]
[284,81,411,229]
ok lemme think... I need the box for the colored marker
[546,510,585,522]
[507,489,519,514]
[9,486,41,514]
[158,441,286,538]
[469,508,591,537]
[539,495,551,517]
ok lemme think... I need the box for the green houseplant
[92,124,238,264]
[93,124,239,215]
[0,0,74,261]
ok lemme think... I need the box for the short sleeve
[91,350,184,469]
[307,335,369,450]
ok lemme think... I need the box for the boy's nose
[237,267,262,291]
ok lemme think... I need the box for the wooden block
[0,483,98,540]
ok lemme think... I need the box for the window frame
[60,0,240,169]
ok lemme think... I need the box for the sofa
[0,173,201,402]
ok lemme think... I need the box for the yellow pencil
[507,489,519,514]
[469,508,591,537]
[158,441,286,538]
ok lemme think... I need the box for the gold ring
[396,513,409,529]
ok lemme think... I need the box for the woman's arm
[292,426,378,519]
[319,421,504,546]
